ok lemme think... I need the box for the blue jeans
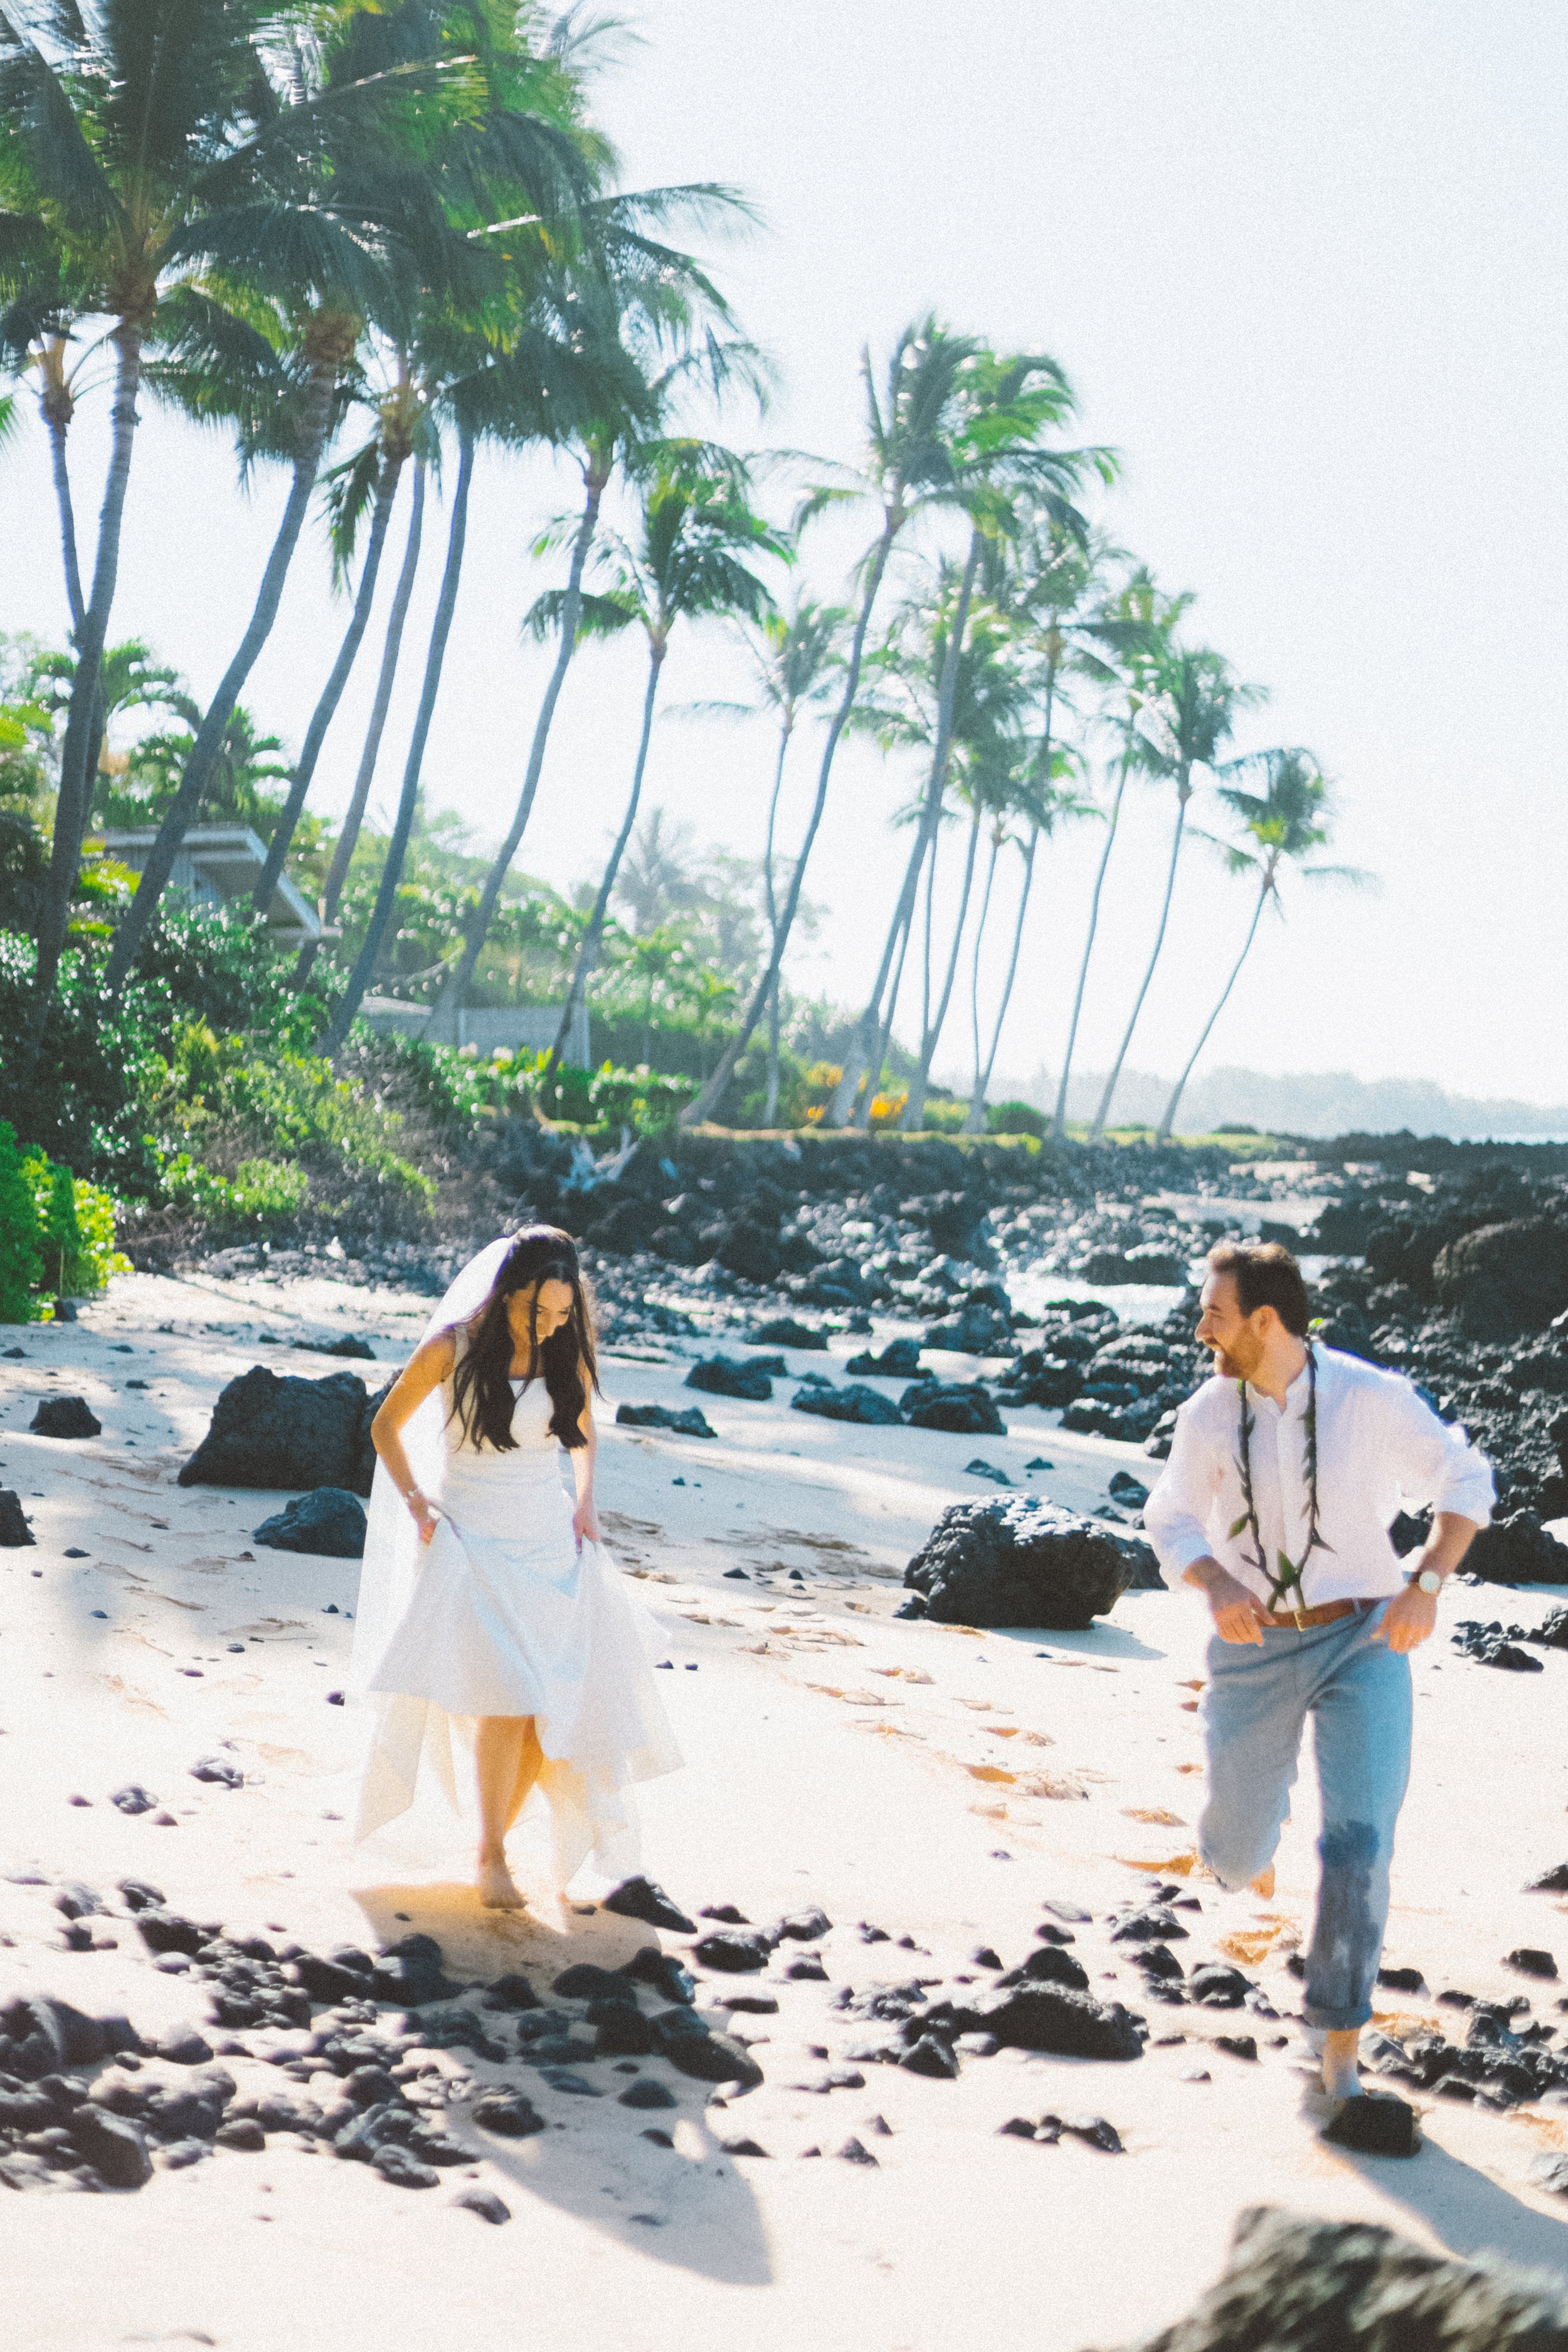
[1198,1604,1412,2032]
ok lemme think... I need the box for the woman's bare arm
[371,1332,456,1545]
[570,1367,600,1545]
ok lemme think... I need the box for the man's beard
[1210,1340,1261,1382]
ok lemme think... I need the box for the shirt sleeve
[1143,1396,1226,1589]
[1380,1376,1495,1527]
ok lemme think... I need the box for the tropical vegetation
[0,0,1357,1265]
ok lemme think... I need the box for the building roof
[93,824,321,943]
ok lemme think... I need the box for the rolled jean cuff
[1301,1994,1375,2033]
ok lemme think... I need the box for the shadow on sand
[1335,2131,1568,2283]
[990,1619,1169,1664]
[348,1877,772,2286]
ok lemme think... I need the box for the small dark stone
[720,2136,770,2157]
[998,2115,1039,2140]
[116,1877,165,1911]
[0,1490,34,1547]
[748,1319,829,1350]
[836,2135,878,2165]
[701,1904,749,1924]
[652,2010,763,2089]
[692,1930,772,1974]
[1527,1864,1568,1894]
[482,1972,541,2011]
[774,1907,832,1942]
[134,1911,212,1959]
[189,1756,244,1789]
[1322,2094,1419,2157]
[452,2186,511,2223]
[972,1946,1003,1971]
[110,1784,160,1818]
[1528,2151,1568,2196]
[67,2103,151,2188]
[154,2026,215,2067]
[215,2117,265,2151]
[899,2035,960,2079]
[372,2144,439,2188]
[252,1488,366,1560]
[1505,1948,1559,1979]
[1376,1965,1426,1993]
[1061,2114,1125,2153]
[791,1382,902,1427]
[29,1397,101,1439]
[686,1357,773,1402]
[472,2092,546,2138]
[1189,1964,1253,2009]
[1215,2035,1258,2062]
[615,1403,716,1438]
[602,1876,696,1934]
[618,2079,677,2109]
[63,1546,90,1559]
[642,2127,675,2147]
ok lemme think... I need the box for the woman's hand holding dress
[572,1495,601,1549]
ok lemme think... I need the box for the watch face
[1417,1569,1442,1593]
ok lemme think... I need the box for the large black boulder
[1434,1217,1568,1338]
[924,1301,1014,1355]
[178,1366,388,1495]
[1097,2204,1568,2351]
[933,1982,1143,2060]
[253,1487,368,1559]
[1466,1510,1568,1585]
[901,1497,1150,1629]
[901,1379,1006,1436]
[847,1338,923,1377]
[29,1395,101,1438]
[0,1488,34,1546]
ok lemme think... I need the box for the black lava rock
[1504,1947,1558,1979]
[620,1947,697,2006]
[552,1963,633,2001]
[775,1907,832,1942]
[692,1930,773,1973]
[1322,2094,1419,2158]
[618,2079,677,2109]
[614,1403,716,1438]
[452,2186,512,2223]
[1452,1620,1547,1671]
[791,1381,902,1426]
[472,2091,546,2138]
[68,2102,152,2187]
[1466,1512,1568,1585]
[901,1379,1007,1437]
[1188,1964,1253,2009]
[846,1340,923,1377]
[29,1396,101,1439]
[1434,1216,1568,1337]
[1527,1863,1568,1894]
[900,1496,1149,1629]
[603,1876,696,1933]
[900,2034,960,2079]
[748,1319,829,1350]
[252,1488,367,1559]
[939,1984,1143,2061]
[652,2008,764,2088]
[178,1366,384,1495]
[685,1357,773,1402]
[997,1946,1091,1994]
[0,1489,34,1546]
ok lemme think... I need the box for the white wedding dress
[349,1263,680,1887]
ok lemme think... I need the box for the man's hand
[1185,1558,1271,1646]
[1373,1579,1439,1653]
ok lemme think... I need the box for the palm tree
[0,0,462,1021]
[539,462,786,1081]
[681,318,1000,1130]
[828,350,1115,1129]
[1087,645,1265,1142]
[1050,567,1192,1139]
[250,359,427,916]
[1156,750,1362,1140]
[425,206,764,1046]
[962,744,1093,1133]
[678,595,849,1121]
[295,450,428,985]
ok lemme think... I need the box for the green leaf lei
[1228,1341,1334,1625]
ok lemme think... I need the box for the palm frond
[320,434,383,591]
[523,585,638,643]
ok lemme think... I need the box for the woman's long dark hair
[450,1226,600,1452]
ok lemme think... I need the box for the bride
[347,1224,681,1910]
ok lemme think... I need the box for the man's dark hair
[1207,1240,1312,1337]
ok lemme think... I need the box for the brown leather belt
[1258,1598,1378,1630]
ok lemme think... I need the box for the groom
[1145,1241,1493,2102]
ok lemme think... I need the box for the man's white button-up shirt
[1143,1344,1495,1605]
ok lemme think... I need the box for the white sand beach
[1,1269,1565,2352]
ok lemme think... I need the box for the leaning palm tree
[1087,644,1266,1142]
[1156,750,1364,1140]
[0,0,467,1020]
[682,317,1023,1130]
[831,353,1116,1130]
[1050,566,1192,1138]
[425,203,764,1046]
[539,460,787,1081]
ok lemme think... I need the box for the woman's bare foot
[477,1857,525,1911]
[1249,1865,1275,1899]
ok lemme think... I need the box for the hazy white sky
[3,0,1565,1101]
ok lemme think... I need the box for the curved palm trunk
[679,516,901,1129]
[428,467,607,1048]
[965,826,1039,1132]
[1051,731,1132,1140]
[45,408,86,630]
[830,525,982,1128]
[297,456,428,987]
[543,642,665,1082]
[1157,869,1270,1142]
[320,428,474,1056]
[758,718,790,1123]
[899,798,982,1130]
[1089,772,1191,1142]
[105,355,341,997]
[32,320,144,1031]
[962,832,1003,1126]
[253,450,404,916]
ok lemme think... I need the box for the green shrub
[68,1173,130,1293]
[0,1118,41,1322]
[588,1062,696,1133]
[987,1099,1047,1139]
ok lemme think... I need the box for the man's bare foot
[477,1858,525,1911]
[1320,2026,1362,2100]
[1249,1865,1275,1899]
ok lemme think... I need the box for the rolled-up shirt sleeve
[1381,1380,1495,1527]
[1144,1399,1226,1589]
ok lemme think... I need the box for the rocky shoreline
[167,1128,1568,1587]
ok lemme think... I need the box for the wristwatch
[1411,1566,1443,1595]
